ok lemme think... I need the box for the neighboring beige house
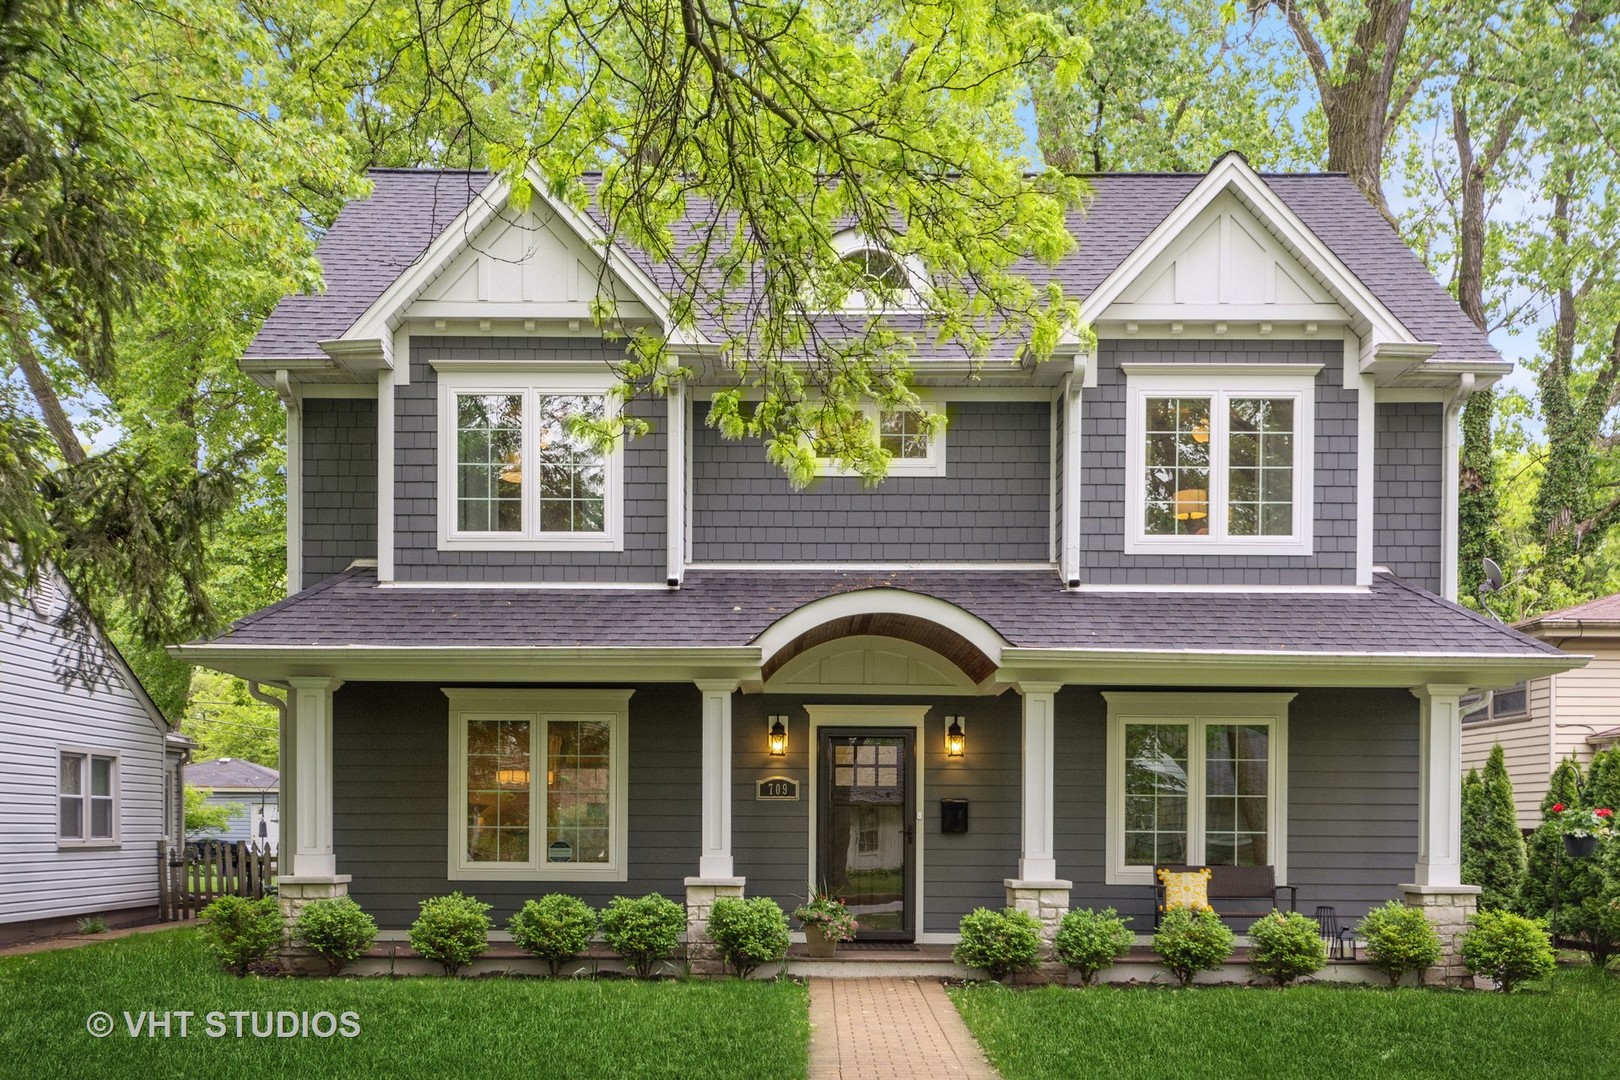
[1462,593,1620,828]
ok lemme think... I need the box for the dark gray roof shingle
[205,567,1560,658]
[184,757,279,790]
[246,168,1498,367]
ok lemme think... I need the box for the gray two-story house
[177,154,1578,977]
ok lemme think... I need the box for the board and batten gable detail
[1373,402,1444,594]
[393,336,667,582]
[689,399,1051,563]
[302,397,379,586]
[1079,337,1357,585]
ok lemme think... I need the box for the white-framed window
[59,748,119,846]
[1122,367,1317,556]
[812,403,947,478]
[826,231,926,313]
[1103,692,1292,886]
[1461,681,1529,725]
[445,689,631,881]
[436,372,624,552]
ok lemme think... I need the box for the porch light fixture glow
[767,716,789,757]
[944,717,966,758]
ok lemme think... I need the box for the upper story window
[437,373,623,552]
[827,232,923,312]
[812,403,946,478]
[60,748,118,846]
[1123,367,1317,557]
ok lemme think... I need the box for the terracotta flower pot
[1564,833,1600,858]
[805,925,838,958]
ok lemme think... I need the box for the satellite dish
[1481,557,1504,594]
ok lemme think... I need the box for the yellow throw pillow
[1157,867,1212,912]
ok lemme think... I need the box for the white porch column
[1410,684,1470,887]
[1015,682,1062,881]
[695,680,738,878]
[286,677,344,879]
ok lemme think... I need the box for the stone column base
[1005,878,1072,984]
[684,876,745,977]
[1400,883,1481,987]
[278,875,353,974]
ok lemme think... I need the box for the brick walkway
[808,978,1000,1080]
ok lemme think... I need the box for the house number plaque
[756,776,800,801]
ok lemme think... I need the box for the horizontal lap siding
[1373,402,1443,593]
[332,683,700,928]
[0,598,168,923]
[1550,642,1620,770]
[394,337,666,583]
[1054,687,1418,925]
[689,400,1051,563]
[1081,338,1357,586]
[1462,676,1552,829]
[302,397,378,585]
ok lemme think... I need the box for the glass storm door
[819,730,915,941]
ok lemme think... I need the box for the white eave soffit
[332,166,711,364]
[1079,156,1423,357]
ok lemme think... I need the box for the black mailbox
[941,798,969,834]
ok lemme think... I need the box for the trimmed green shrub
[1151,907,1234,987]
[293,896,378,975]
[601,893,685,978]
[1472,745,1528,911]
[508,894,598,977]
[408,892,492,975]
[199,895,284,976]
[707,896,790,978]
[1356,901,1441,988]
[952,907,1044,981]
[1052,907,1133,986]
[1461,910,1556,992]
[1520,755,1620,967]
[1246,910,1327,987]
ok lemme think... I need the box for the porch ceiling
[759,613,998,684]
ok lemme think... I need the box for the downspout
[248,682,291,874]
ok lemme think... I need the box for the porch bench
[1152,864,1297,928]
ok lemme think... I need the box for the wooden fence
[158,840,277,921]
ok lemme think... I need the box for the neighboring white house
[1462,592,1620,828]
[0,572,187,942]
[184,757,279,853]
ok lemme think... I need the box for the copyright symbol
[86,1012,114,1038]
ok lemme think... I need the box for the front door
[818,730,915,941]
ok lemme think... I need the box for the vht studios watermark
[85,1010,361,1039]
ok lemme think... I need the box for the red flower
[1598,808,1614,818]
[1552,803,1566,813]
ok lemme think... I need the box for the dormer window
[1123,367,1316,557]
[437,372,623,552]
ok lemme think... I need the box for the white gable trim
[751,588,1010,670]
[337,168,710,356]
[1079,155,1426,359]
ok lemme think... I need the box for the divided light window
[437,375,622,552]
[60,750,118,845]
[1104,693,1292,886]
[813,405,946,477]
[1124,369,1316,557]
[446,690,630,881]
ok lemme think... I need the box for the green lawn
[0,930,807,1080]
[951,966,1620,1080]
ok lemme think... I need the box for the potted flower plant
[1551,803,1614,858]
[793,893,858,957]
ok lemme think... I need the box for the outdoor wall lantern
[944,716,966,758]
[767,715,789,757]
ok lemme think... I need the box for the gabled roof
[1517,592,1620,638]
[185,757,279,791]
[246,163,1500,368]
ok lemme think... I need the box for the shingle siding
[1080,338,1357,585]
[394,336,667,583]
[690,400,1051,563]
[302,398,378,585]
[1374,402,1444,594]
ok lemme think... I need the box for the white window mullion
[533,715,547,867]
[1209,393,1228,545]
[1187,720,1207,865]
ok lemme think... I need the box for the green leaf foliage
[183,786,242,839]
[408,892,493,976]
[1462,746,1527,912]
[507,895,599,978]
[706,897,790,979]
[1460,910,1557,992]
[953,907,1045,982]
[293,896,378,976]
[1150,907,1234,988]
[1520,754,1620,966]
[1356,901,1442,989]
[199,895,284,976]
[1051,907,1134,986]
[1246,910,1328,988]
[600,894,685,979]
